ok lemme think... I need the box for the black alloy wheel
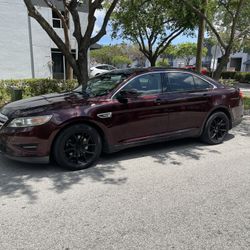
[54,124,102,170]
[201,112,229,145]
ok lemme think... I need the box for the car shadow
[0,133,236,203]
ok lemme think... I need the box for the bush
[235,72,250,83]
[244,97,250,110]
[0,79,78,107]
[220,71,250,83]
[220,71,237,80]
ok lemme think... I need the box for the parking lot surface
[0,116,250,250]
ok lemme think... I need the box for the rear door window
[165,72,196,92]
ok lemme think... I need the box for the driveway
[0,116,250,250]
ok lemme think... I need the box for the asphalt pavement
[0,116,250,250]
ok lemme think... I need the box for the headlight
[8,115,53,128]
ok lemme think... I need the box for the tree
[182,0,249,79]
[160,44,178,65]
[112,55,131,67]
[196,0,208,73]
[90,45,131,67]
[90,45,122,65]
[156,59,169,67]
[176,42,207,66]
[90,44,145,67]
[111,0,197,66]
[23,0,119,88]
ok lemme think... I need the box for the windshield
[74,72,128,97]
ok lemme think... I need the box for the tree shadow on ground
[0,133,236,203]
[231,116,250,137]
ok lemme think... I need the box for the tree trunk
[196,0,207,73]
[213,48,231,80]
[66,62,74,80]
[77,49,89,89]
[148,56,157,67]
[62,8,73,80]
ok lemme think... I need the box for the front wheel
[53,124,102,171]
[201,112,229,145]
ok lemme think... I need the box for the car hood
[0,92,97,118]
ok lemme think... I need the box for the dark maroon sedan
[0,68,244,170]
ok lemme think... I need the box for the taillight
[239,90,244,99]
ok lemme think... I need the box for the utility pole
[28,14,35,78]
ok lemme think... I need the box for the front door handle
[154,98,162,105]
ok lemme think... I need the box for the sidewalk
[236,83,250,90]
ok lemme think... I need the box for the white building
[0,0,88,80]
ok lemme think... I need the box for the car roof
[91,67,221,88]
[110,67,202,75]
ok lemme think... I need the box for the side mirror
[116,89,139,104]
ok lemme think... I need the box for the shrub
[220,71,250,83]
[0,78,78,107]
[220,71,237,80]
[244,97,250,110]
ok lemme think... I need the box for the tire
[53,124,102,171]
[201,112,229,145]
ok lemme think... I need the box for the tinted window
[193,76,212,90]
[166,73,195,92]
[122,73,162,95]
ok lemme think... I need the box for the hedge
[0,79,78,107]
[220,72,250,83]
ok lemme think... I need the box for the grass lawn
[244,97,250,110]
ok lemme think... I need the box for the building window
[51,49,76,80]
[51,49,64,79]
[52,10,64,28]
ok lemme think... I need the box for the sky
[94,10,198,46]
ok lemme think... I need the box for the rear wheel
[201,112,229,145]
[53,124,102,171]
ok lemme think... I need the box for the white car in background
[89,64,116,77]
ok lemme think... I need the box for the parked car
[0,68,244,170]
[89,64,116,77]
[185,65,208,75]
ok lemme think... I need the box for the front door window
[122,73,162,96]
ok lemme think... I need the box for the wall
[0,0,32,79]
[0,0,88,80]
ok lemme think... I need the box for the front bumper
[0,151,50,164]
[0,123,57,164]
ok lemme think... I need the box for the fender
[199,105,232,136]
